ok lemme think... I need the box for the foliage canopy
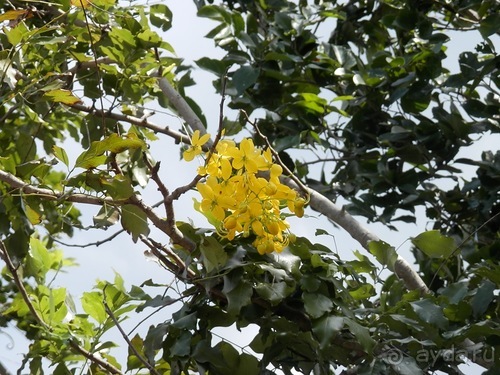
[0,0,499,374]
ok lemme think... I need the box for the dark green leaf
[232,66,259,95]
[312,315,344,348]
[410,299,448,329]
[345,318,376,354]
[303,292,333,318]
[471,280,495,318]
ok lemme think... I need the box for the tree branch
[281,177,431,295]
[69,103,190,144]
[0,170,195,252]
[156,76,213,147]
[0,170,114,205]
[102,287,160,375]
[68,340,124,375]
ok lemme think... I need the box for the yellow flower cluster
[183,131,306,254]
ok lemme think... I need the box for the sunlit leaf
[52,145,70,167]
[81,292,106,324]
[368,240,398,271]
[0,9,29,21]
[43,89,82,105]
[411,230,456,258]
[71,0,91,8]
[93,205,120,228]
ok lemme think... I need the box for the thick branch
[156,76,213,146]
[282,177,431,295]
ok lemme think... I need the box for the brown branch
[142,235,196,279]
[69,103,191,145]
[282,177,431,295]
[0,169,195,252]
[0,170,114,205]
[0,241,51,331]
[51,229,125,248]
[128,194,195,252]
[68,340,123,375]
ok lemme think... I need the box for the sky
[0,0,497,373]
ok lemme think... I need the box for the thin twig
[69,103,190,144]
[142,154,170,217]
[243,111,309,196]
[102,286,161,375]
[68,340,123,375]
[0,242,50,331]
[51,229,125,248]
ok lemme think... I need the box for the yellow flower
[196,176,236,221]
[183,130,211,161]
[228,138,260,174]
[186,134,305,255]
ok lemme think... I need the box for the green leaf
[479,13,500,38]
[121,204,150,242]
[368,240,398,271]
[43,89,81,105]
[75,133,145,169]
[126,335,145,370]
[303,292,333,318]
[200,236,228,273]
[170,331,191,357]
[345,317,376,354]
[74,143,108,169]
[26,237,51,282]
[236,353,260,375]
[274,134,300,152]
[150,4,172,31]
[52,145,70,167]
[471,280,495,318]
[223,271,253,315]
[196,57,228,76]
[93,205,120,228]
[255,281,293,305]
[349,284,375,300]
[102,133,146,154]
[232,65,259,95]
[81,291,106,324]
[100,175,134,200]
[438,281,468,304]
[411,230,456,258]
[23,200,42,225]
[410,299,448,329]
[312,315,344,348]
